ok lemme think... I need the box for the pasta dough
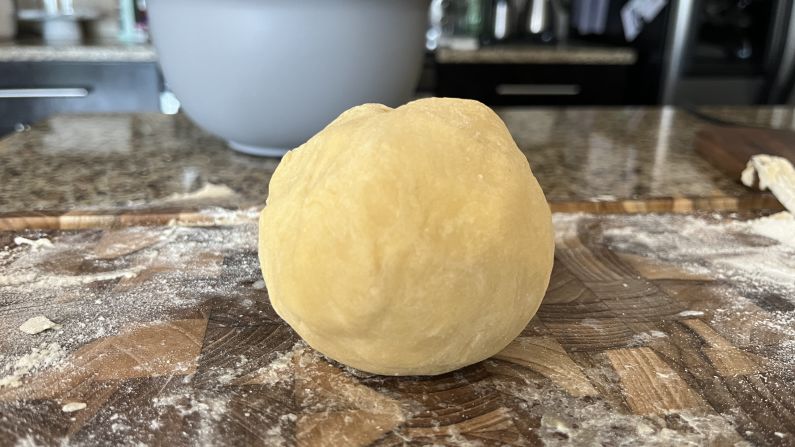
[258,98,554,375]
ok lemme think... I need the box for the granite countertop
[435,44,637,65]
[0,106,786,213]
[0,40,157,62]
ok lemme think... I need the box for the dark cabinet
[435,63,632,106]
[0,61,161,135]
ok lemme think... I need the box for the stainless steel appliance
[663,0,795,105]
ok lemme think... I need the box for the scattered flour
[0,342,65,389]
[491,376,749,446]
[745,211,795,247]
[152,393,229,420]
[753,309,795,365]
[558,211,795,372]
[246,342,304,386]
[152,393,230,445]
[1,222,274,445]
[196,207,260,226]
[630,330,668,346]
[590,213,795,297]
[0,223,261,355]
[0,268,141,288]
[215,355,252,385]
[13,435,43,447]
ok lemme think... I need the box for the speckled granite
[435,44,637,65]
[0,106,787,212]
[501,106,764,200]
[0,40,156,62]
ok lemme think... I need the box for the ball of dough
[259,98,554,376]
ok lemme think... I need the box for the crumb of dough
[19,316,59,335]
[62,402,87,412]
[14,237,54,251]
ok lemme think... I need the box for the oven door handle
[496,83,581,96]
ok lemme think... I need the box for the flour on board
[0,342,65,389]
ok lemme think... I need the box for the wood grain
[647,319,795,446]
[682,319,763,376]
[605,347,708,415]
[656,280,791,352]
[1,211,793,445]
[495,337,597,397]
[0,193,785,231]
[298,410,403,447]
[0,319,207,402]
[538,262,638,352]
[294,352,405,447]
[695,125,795,180]
[0,208,256,231]
[550,194,783,214]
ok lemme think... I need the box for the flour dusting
[490,374,749,446]
[0,342,65,389]
[583,213,795,297]
[746,211,795,247]
[0,221,263,402]
[556,212,795,371]
[0,223,260,356]
[245,342,304,386]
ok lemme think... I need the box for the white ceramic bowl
[148,0,429,156]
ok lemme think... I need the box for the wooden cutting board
[0,208,793,446]
[695,125,795,180]
[0,194,784,231]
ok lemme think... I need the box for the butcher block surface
[695,125,795,180]
[0,208,794,446]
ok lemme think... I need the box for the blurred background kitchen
[0,0,794,138]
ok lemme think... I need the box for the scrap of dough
[741,154,795,214]
[259,98,554,376]
[14,237,54,251]
[62,402,87,412]
[19,316,58,335]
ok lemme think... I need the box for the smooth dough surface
[259,97,554,375]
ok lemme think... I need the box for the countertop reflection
[1,106,790,212]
